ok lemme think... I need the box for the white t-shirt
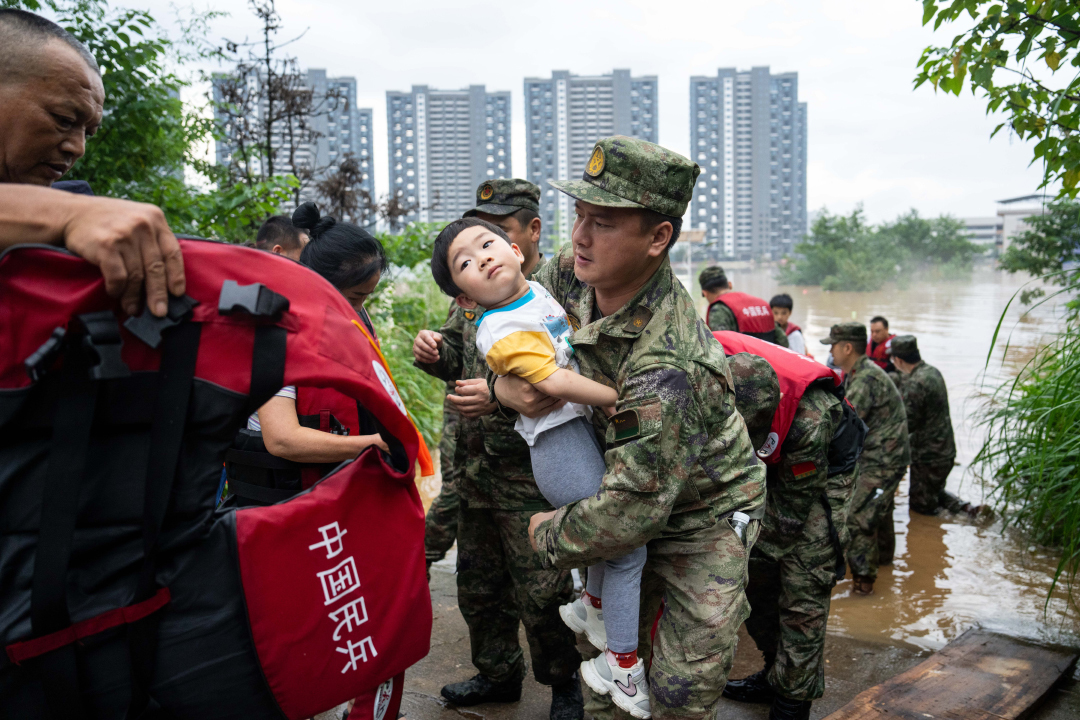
[475,281,589,445]
[787,328,806,356]
[247,386,297,431]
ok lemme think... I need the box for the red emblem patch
[791,461,817,480]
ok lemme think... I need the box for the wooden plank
[824,628,1077,720]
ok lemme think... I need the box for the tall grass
[973,277,1080,602]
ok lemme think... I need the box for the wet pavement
[407,266,1080,719]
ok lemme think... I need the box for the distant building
[386,85,512,224]
[212,69,374,203]
[996,194,1049,252]
[689,67,807,260]
[960,216,1003,251]
[524,70,659,247]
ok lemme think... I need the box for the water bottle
[731,511,750,542]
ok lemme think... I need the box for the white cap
[732,511,750,524]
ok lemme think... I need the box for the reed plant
[973,277,1080,602]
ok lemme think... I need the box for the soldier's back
[903,361,956,465]
[845,355,910,473]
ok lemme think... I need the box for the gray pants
[531,416,647,654]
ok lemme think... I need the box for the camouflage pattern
[415,257,578,686]
[843,356,910,474]
[706,301,790,348]
[898,361,956,467]
[726,352,780,451]
[456,501,579,686]
[890,334,918,356]
[731,375,857,700]
[842,355,909,581]
[531,247,767,720]
[909,461,966,516]
[819,321,868,347]
[424,385,460,565]
[463,178,541,218]
[548,136,701,217]
[698,265,728,291]
[845,468,905,581]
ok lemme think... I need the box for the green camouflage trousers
[584,517,760,720]
[425,410,460,564]
[878,494,895,566]
[457,501,579,686]
[845,468,905,580]
[743,537,838,701]
[909,461,963,516]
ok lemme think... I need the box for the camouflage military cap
[548,136,701,217]
[698,265,728,290]
[463,178,540,218]
[820,321,867,346]
[889,335,918,356]
[727,352,780,452]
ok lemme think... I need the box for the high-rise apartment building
[524,70,658,246]
[212,69,374,203]
[385,85,511,224]
[689,67,806,259]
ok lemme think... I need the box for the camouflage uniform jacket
[534,248,766,569]
[899,361,956,466]
[415,258,552,511]
[844,355,910,474]
[707,302,789,348]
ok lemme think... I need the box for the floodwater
[416,263,1079,655]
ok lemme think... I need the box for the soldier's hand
[528,511,556,551]
[448,378,497,419]
[413,330,443,364]
[493,374,566,418]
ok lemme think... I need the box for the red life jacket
[709,292,775,338]
[784,322,801,336]
[0,240,431,719]
[867,333,896,370]
[713,331,840,464]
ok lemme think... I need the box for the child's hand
[413,330,443,364]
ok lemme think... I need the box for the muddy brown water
[416,264,1079,655]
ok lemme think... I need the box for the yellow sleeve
[485,331,559,383]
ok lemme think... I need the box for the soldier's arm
[844,373,875,422]
[707,303,737,332]
[534,364,702,569]
[414,307,466,383]
[773,325,790,348]
[760,394,841,555]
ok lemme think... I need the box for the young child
[430,217,651,719]
[770,293,810,357]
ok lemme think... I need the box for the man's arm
[0,185,184,317]
[707,302,737,332]
[532,365,701,569]
[773,324,790,348]
[845,373,875,422]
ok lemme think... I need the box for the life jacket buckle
[218,280,290,321]
[74,311,131,380]
[124,294,199,349]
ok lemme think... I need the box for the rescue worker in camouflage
[493,136,767,720]
[699,265,789,347]
[412,179,583,720]
[720,353,858,720]
[890,336,980,517]
[822,322,909,595]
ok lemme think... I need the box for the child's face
[448,225,526,308]
[772,306,790,326]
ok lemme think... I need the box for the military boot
[550,674,584,720]
[721,657,775,704]
[768,695,811,720]
[441,674,522,706]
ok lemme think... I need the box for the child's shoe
[559,592,606,651]
[580,652,651,719]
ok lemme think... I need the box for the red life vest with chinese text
[714,331,840,464]
[709,292,775,338]
[867,333,896,370]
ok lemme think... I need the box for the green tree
[916,1,1080,197]
[4,0,293,241]
[999,199,1080,303]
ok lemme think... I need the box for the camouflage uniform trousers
[424,406,460,565]
[743,535,839,701]
[909,460,964,516]
[877,494,895,566]
[582,519,761,720]
[456,499,579,686]
[845,467,906,580]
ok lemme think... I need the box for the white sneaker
[580,654,651,719]
[559,593,606,651]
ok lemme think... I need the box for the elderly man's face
[0,40,104,185]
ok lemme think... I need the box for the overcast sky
[146,0,1047,223]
